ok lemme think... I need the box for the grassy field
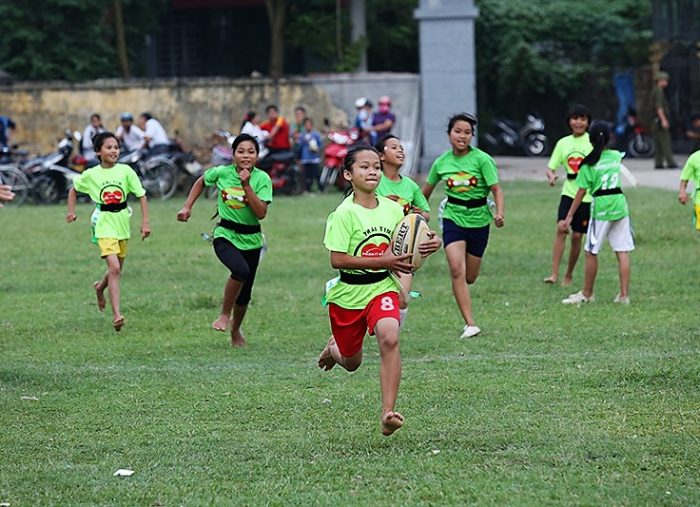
[1,181,699,506]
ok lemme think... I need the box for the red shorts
[328,291,400,358]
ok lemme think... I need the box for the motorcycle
[20,130,82,204]
[483,113,551,157]
[258,148,303,195]
[613,110,655,159]
[319,127,359,192]
[118,148,180,200]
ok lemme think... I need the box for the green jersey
[323,195,404,309]
[204,165,273,250]
[575,150,629,221]
[376,173,430,215]
[72,163,145,240]
[426,147,499,228]
[680,151,700,205]
[548,133,593,202]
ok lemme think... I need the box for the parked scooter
[613,109,655,158]
[319,127,359,192]
[482,113,550,157]
[258,148,303,195]
[20,130,81,204]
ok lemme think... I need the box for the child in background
[177,134,272,347]
[317,145,441,436]
[422,113,504,339]
[66,132,150,331]
[678,150,700,231]
[375,134,430,327]
[544,104,593,286]
[298,117,323,193]
[560,121,634,305]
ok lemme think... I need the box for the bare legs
[615,251,630,298]
[582,251,598,299]
[317,316,404,436]
[211,277,248,347]
[445,241,483,327]
[546,226,582,286]
[94,255,125,331]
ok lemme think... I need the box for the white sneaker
[561,291,595,304]
[613,294,630,304]
[460,325,481,339]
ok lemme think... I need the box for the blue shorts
[442,218,490,258]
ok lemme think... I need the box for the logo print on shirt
[100,185,124,204]
[386,194,411,215]
[222,187,247,209]
[354,232,391,273]
[446,172,478,193]
[567,151,587,174]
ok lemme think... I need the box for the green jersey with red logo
[680,151,700,205]
[575,149,629,221]
[72,163,145,240]
[376,174,430,215]
[426,147,499,228]
[204,165,273,250]
[548,133,593,203]
[323,195,404,309]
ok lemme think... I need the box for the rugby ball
[391,213,432,270]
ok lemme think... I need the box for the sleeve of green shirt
[411,182,430,211]
[126,166,146,198]
[72,171,90,194]
[254,172,273,203]
[547,138,564,170]
[323,210,351,253]
[204,167,220,186]
[680,153,699,182]
[481,154,499,187]
[575,164,593,192]
[426,157,441,186]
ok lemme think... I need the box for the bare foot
[113,315,125,332]
[561,277,573,287]
[230,329,247,347]
[317,336,337,371]
[381,411,405,436]
[211,314,229,332]
[543,275,557,284]
[93,282,106,311]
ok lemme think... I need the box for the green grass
[1,182,699,506]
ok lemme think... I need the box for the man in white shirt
[137,112,170,154]
[115,112,145,153]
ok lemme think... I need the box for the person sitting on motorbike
[353,97,374,143]
[239,111,269,160]
[115,112,145,153]
[137,112,170,156]
[259,105,291,153]
[81,113,106,161]
[369,96,396,145]
[0,115,16,148]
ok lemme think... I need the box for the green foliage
[0,0,166,81]
[1,182,700,504]
[476,0,652,118]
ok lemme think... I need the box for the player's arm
[66,187,78,222]
[421,182,435,200]
[139,195,151,240]
[417,231,441,257]
[177,176,205,222]
[679,179,689,205]
[330,251,413,274]
[490,183,505,228]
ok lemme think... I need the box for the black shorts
[557,195,590,234]
[442,219,490,258]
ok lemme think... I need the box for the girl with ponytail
[559,121,634,305]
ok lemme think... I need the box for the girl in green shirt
[177,134,273,346]
[375,134,430,327]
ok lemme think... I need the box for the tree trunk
[113,0,129,78]
[265,0,287,78]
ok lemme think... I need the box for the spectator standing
[649,72,678,169]
[298,117,323,192]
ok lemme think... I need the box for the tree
[265,0,288,78]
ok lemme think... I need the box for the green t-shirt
[72,163,145,240]
[376,173,430,215]
[204,165,273,250]
[548,133,594,202]
[680,151,700,204]
[323,195,404,309]
[426,147,499,228]
[575,150,629,221]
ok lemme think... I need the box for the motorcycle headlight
[531,119,544,130]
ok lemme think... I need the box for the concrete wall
[0,73,419,162]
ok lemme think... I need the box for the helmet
[120,112,133,121]
[354,97,368,108]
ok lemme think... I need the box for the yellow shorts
[695,204,700,231]
[97,238,128,258]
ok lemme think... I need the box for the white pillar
[350,0,368,72]
[415,0,479,168]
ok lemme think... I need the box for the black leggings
[213,237,262,306]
